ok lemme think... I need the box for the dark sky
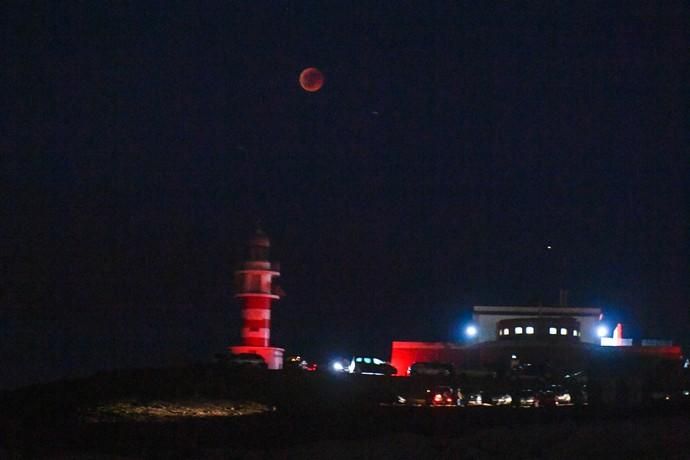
[2,2,688,388]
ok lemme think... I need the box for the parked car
[489,392,513,406]
[227,353,267,369]
[549,385,573,405]
[426,385,460,406]
[516,389,541,408]
[284,355,309,371]
[408,362,454,377]
[514,385,572,408]
[540,389,559,407]
[465,391,484,406]
[348,357,397,376]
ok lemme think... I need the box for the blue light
[465,325,478,338]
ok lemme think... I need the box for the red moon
[299,67,324,92]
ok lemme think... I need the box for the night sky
[2,2,688,388]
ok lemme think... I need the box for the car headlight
[468,394,482,404]
[556,393,571,402]
[492,395,512,404]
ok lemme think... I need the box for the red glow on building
[390,341,467,376]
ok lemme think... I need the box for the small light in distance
[465,325,478,338]
[596,325,609,337]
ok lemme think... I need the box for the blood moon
[299,67,324,92]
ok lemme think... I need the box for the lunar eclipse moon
[299,67,324,92]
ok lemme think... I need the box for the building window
[560,328,567,335]
[499,329,503,336]
[549,327,557,335]
[526,326,534,335]
[503,328,510,336]
[573,330,578,336]
[515,327,523,334]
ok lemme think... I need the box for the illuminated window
[355,357,363,362]
[499,329,503,336]
[560,328,567,335]
[526,326,534,334]
[573,330,578,336]
[363,357,372,364]
[515,327,523,334]
[549,327,557,335]
[503,328,510,336]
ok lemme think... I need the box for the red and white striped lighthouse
[229,229,284,369]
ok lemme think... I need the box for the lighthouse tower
[229,229,284,369]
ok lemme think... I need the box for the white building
[472,305,603,345]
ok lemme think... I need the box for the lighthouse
[229,229,284,369]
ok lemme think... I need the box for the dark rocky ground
[2,366,689,459]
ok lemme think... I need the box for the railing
[235,261,280,271]
[235,286,283,296]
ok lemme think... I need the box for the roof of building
[473,305,601,317]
